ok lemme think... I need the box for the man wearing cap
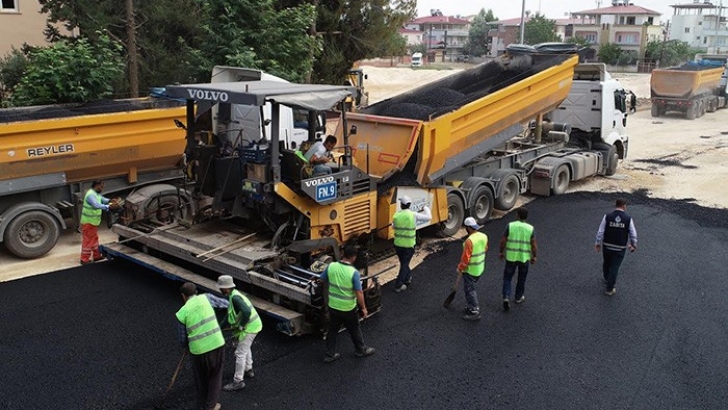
[499,207,538,311]
[457,217,488,320]
[176,282,228,410]
[216,275,262,392]
[392,195,432,293]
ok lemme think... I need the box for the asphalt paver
[2,192,727,410]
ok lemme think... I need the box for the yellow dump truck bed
[650,66,724,99]
[341,54,579,186]
[0,101,186,183]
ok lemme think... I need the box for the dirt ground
[2,66,727,280]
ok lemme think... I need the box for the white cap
[463,217,481,230]
[217,275,235,289]
[399,195,412,206]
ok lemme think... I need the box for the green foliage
[645,40,706,67]
[523,13,561,45]
[597,43,623,65]
[7,35,124,106]
[0,48,29,102]
[566,36,591,46]
[409,43,429,55]
[463,8,498,56]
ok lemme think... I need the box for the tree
[645,40,705,67]
[597,43,623,65]
[463,8,497,56]
[566,36,591,46]
[7,35,124,106]
[522,13,561,45]
[0,48,29,103]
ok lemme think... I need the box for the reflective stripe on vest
[228,289,263,337]
[326,262,357,311]
[176,295,224,355]
[80,189,102,226]
[504,221,534,263]
[393,210,416,248]
[465,231,488,277]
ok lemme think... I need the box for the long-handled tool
[442,271,462,308]
[117,221,191,245]
[158,349,187,408]
[196,233,257,262]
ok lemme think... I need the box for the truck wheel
[145,195,190,225]
[686,105,697,120]
[3,210,60,259]
[494,174,520,211]
[468,186,494,225]
[700,101,707,116]
[551,165,570,195]
[651,104,660,117]
[437,193,465,237]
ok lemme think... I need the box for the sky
[415,0,679,21]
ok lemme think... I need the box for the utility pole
[125,0,139,98]
[715,0,724,53]
[520,0,526,44]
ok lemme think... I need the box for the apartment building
[670,1,728,54]
[487,17,586,57]
[0,0,56,56]
[405,12,470,58]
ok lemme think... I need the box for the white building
[669,1,728,53]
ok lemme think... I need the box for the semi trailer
[650,60,727,119]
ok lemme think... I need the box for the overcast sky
[415,1,679,21]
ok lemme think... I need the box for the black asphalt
[2,192,728,410]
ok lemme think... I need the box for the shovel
[442,271,462,308]
[157,349,187,408]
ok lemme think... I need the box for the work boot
[223,381,245,391]
[503,298,511,311]
[463,310,481,321]
[393,284,407,293]
[95,254,107,262]
[244,369,254,379]
[605,288,617,296]
[211,403,221,410]
[323,352,340,363]
[80,260,92,266]
[515,296,526,304]
[355,347,376,357]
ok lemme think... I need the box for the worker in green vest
[176,282,227,410]
[321,245,375,363]
[216,275,263,392]
[457,217,489,321]
[392,195,431,293]
[499,207,538,311]
[79,180,118,265]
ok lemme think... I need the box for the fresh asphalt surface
[2,192,727,410]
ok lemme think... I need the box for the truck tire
[700,101,707,117]
[551,165,570,195]
[651,104,660,117]
[4,210,60,259]
[494,174,520,211]
[686,105,697,120]
[437,193,465,237]
[468,185,494,225]
[594,143,619,176]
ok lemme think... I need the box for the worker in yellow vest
[457,217,489,321]
[392,195,431,293]
[216,275,263,392]
[79,180,116,265]
[176,282,227,410]
[321,245,375,362]
[499,207,538,311]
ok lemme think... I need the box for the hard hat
[399,195,412,205]
[217,275,235,289]
[463,217,481,230]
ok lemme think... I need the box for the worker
[392,195,432,293]
[79,180,116,265]
[176,282,227,410]
[595,198,638,296]
[457,217,488,321]
[304,135,337,175]
[321,244,375,362]
[628,91,637,113]
[499,207,538,311]
[216,275,262,392]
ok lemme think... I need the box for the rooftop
[409,15,471,25]
[572,4,661,15]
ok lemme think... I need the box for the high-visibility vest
[504,221,534,263]
[228,289,263,339]
[393,210,416,248]
[176,295,225,355]
[464,231,488,277]
[80,189,102,226]
[326,261,358,311]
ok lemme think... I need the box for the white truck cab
[411,52,423,67]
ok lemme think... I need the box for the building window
[685,28,691,33]
[576,32,598,43]
[699,21,703,25]
[647,17,654,25]
[619,16,625,24]
[616,33,639,44]
[626,17,636,25]
[1,0,18,11]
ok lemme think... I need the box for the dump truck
[101,48,629,336]
[0,98,188,259]
[650,60,727,119]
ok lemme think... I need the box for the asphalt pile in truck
[363,54,569,121]
[0,99,181,123]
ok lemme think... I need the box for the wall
[0,0,49,56]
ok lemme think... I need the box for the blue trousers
[502,260,529,300]
[602,248,626,291]
[394,246,415,287]
[462,273,480,313]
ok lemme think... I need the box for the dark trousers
[394,246,415,286]
[502,260,530,299]
[191,346,225,410]
[326,307,366,356]
[602,248,626,291]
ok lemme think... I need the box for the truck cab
[411,52,423,67]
